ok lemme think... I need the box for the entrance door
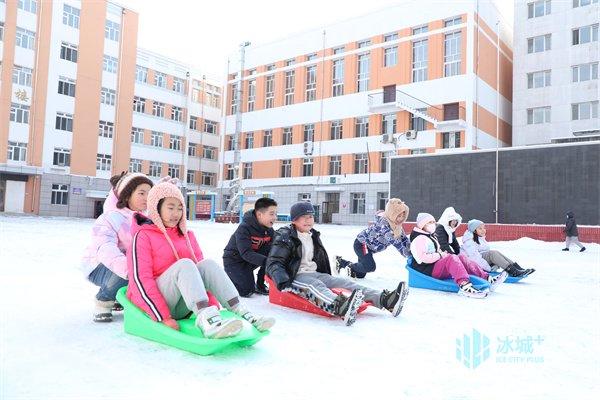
[322,193,340,224]
[94,200,104,218]
[4,180,25,213]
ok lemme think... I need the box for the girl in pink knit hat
[126,182,275,339]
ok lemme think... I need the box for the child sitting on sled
[410,213,508,298]
[126,182,275,339]
[266,202,409,326]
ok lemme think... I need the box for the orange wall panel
[0,0,18,163]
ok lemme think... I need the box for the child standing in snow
[410,213,508,298]
[126,182,275,339]
[461,220,534,277]
[266,202,409,326]
[562,212,586,252]
[336,198,410,278]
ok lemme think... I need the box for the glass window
[285,70,295,105]
[444,31,461,77]
[136,65,148,83]
[329,155,341,175]
[131,127,144,144]
[527,70,552,88]
[527,107,551,124]
[384,46,397,67]
[98,120,114,138]
[332,59,344,96]
[53,148,71,167]
[354,153,368,174]
[357,53,370,92]
[103,55,118,73]
[105,20,120,41]
[305,65,317,101]
[100,87,116,106]
[55,112,73,132]
[51,184,69,205]
[96,154,112,171]
[330,120,343,140]
[355,116,369,137]
[7,141,27,161]
[412,39,428,82]
[10,103,30,124]
[12,65,33,87]
[528,0,551,18]
[281,160,292,177]
[572,62,599,82]
[62,4,80,28]
[60,42,78,62]
[15,27,35,50]
[351,193,366,214]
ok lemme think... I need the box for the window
[330,120,343,140]
[168,164,180,179]
[155,72,167,88]
[281,159,292,177]
[298,193,312,202]
[444,16,462,27]
[303,124,315,142]
[527,70,552,88]
[169,136,181,151]
[572,62,599,82]
[189,116,198,130]
[306,53,318,61]
[105,20,120,41]
[226,136,233,150]
[411,148,427,155]
[131,127,143,144]
[384,33,398,42]
[573,24,599,45]
[377,192,388,211]
[96,154,112,171]
[528,0,551,18]
[245,132,254,149]
[305,65,317,101]
[98,120,114,138]
[243,162,253,179]
[444,31,461,77]
[413,25,429,35]
[18,0,37,13]
[357,40,371,48]
[302,157,313,176]
[410,109,427,131]
[329,155,341,175]
[51,184,69,205]
[382,113,397,134]
[55,112,73,132]
[266,64,276,71]
[230,82,239,114]
[7,141,27,161]
[247,79,256,111]
[171,106,183,122]
[60,42,78,62]
[333,46,345,55]
[226,164,234,180]
[332,59,344,97]
[129,159,142,173]
[380,151,393,173]
[351,193,366,214]
[100,88,116,106]
[354,153,368,174]
[57,76,76,96]
[133,96,146,113]
[202,172,215,186]
[136,65,147,83]
[152,101,165,118]
[285,58,295,66]
[53,148,71,167]
[442,132,461,148]
[10,103,30,124]
[355,116,369,137]
[527,107,551,124]
[384,46,397,67]
[173,77,184,93]
[263,130,273,147]
[62,4,80,28]
[285,70,295,105]
[103,55,118,73]
[15,27,35,50]
[203,146,216,159]
[151,131,163,147]
[188,143,196,156]
[187,170,195,184]
[527,34,551,53]
[265,75,275,109]
[357,53,370,92]
[149,161,162,177]
[283,127,293,145]
[573,0,598,7]
[204,120,218,134]
[572,101,599,120]
[12,65,32,87]
[412,39,428,82]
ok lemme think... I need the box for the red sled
[265,277,371,317]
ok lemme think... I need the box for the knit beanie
[290,202,315,221]
[114,173,153,209]
[416,212,435,229]
[383,198,409,238]
[467,219,484,233]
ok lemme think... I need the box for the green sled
[115,287,268,356]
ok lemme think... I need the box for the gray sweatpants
[481,250,514,271]
[565,236,584,249]
[157,258,239,319]
[290,272,382,314]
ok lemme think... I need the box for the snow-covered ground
[1,214,599,400]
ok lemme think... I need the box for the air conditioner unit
[405,130,417,140]
[303,141,314,155]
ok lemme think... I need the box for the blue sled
[405,264,489,292]
[489,271,526,284]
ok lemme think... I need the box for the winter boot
[458,282,488,299]
[112,302,124,312]
[333,289,364,326]
[380,281,409,317]
[255,282,269,296]
[335,256,351,274]
[195,306,243,339]
[503,263,528,278]
[580,247,586,252]
[562,248,569,251]
[513,262,535,277]
[93,300,114,322]
[487,271,508,292]
[233,306,275,332]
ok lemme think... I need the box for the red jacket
[126,214,203,322]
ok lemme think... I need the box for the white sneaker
[235,307,276,332]
[458,282,488,299]
[487,271,508,292]
[93,300,114,323]
[195,306,243,339]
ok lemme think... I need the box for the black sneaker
[333,289,364,326]
[580,247,586,252]
[504,263,528,278]
[255,283,269,296]
[112,302,124,312]
[380,281,409,317]
[562,248,569,251]
[514,263,535,277]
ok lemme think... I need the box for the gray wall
[40,174,111,218]
[390,143,600,225]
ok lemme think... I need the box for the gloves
[163,317,180,331]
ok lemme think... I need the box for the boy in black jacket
[223,198,278,297]
[266,202,409,326]
[562,211,586,252]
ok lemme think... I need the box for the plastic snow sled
[265,277,371,317]
[405,262,490,293]
[115,287,268,356]
[488,271,526,284]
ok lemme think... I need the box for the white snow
[1,214,599,400]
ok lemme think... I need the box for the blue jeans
[349,239,377,279]
[88,264,128,301]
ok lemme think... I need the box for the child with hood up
[562,211,586,252]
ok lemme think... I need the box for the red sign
[195,200,211,214]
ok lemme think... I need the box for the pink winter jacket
[126,214,204,322]
[81,190,135,279]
